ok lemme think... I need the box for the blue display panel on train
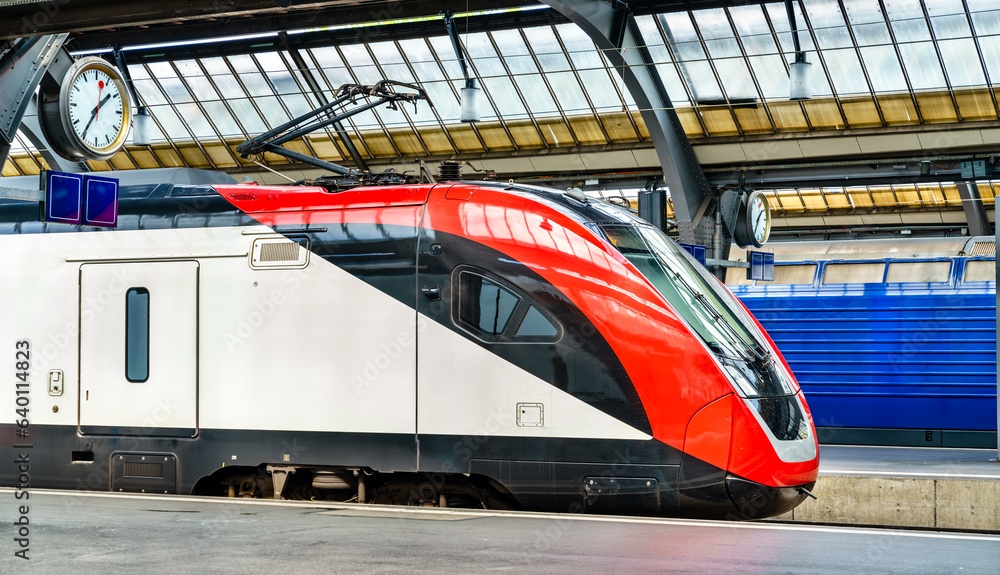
[731,257,997,432]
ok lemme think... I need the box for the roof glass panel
[210,71,249,99]
[557,24,603,69]
[925,0,967,17]
[884,2,933,42]
[465,32,505,78]
[148,105,188,141]
[968,5,1000,36]
[185,74,219,100]
[255,96,291,128]
[939,39,987,86]
[200,101,243,137]
[422,81,460,121]
[897,43,947,89]
[850,22,892,46]
[842,0,886,25]
[713,58,757,101]
[133,78,168,106]
[977,35,1000,80]
[511,74,559,116]
[930,13,973,40]
[318,63,355,88]
[401,43,446,82]
[765,2,817,52]
[154,76,194,104]
[237,71,274,98]
[427,36,464,80]
[748,55,790,99]
[173,102,217,139]
[729,5,779,56]
[578,69,624,112]
[805,0,855,49]
[547,71,590,114]
[480,76,523,119]
[823,48,870,94]
[254,51,286,73]
[523,27,571,73]
[860,46,908,91]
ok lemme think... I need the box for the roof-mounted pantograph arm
[235,81,431,176]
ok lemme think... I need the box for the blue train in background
[727,236,997,448]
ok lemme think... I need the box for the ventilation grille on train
[970,241,995,255]
[259,241,301,262]
[250,237,310,269]
[124,462,163,478]
[229,193,258,202]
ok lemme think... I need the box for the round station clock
[38,56,132,162]
[733,190,771,248]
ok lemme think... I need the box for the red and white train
[1,175,818,518]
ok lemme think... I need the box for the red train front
[221,179,819,519]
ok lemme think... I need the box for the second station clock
[38,56,132,162]
[733,190,772,248]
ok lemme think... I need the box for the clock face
[37,56,133,162]
[748,193,770,246]
[67,66,127,153]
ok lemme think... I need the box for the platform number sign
[748,251,774,282]
[41,170,119,228]
[679,243,708,267]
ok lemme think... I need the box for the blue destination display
[748,251,774,281]
[44,171,83,225]
[83,175,119,227]
[678,242,707,266]
[42,170,118,228]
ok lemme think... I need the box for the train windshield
[598,224,795,398]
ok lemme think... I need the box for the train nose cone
[725,475,816,519]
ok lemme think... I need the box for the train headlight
[722,362,759,398]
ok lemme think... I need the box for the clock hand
[96,80,104,120]
[81,94,113,139]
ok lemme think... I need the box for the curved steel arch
[543,0,713,240]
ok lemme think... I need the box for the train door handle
[421,286,441,301]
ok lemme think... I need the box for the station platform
[6,489,999,574]
[778,445,1000,530]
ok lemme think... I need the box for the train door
[79,261,198,437]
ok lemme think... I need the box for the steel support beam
[278,31,367,172]
[0,35,67,167]
[957,181,992,237]
[542,0,713,241]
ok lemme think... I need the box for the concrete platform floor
[819,445,1000,480]
[780,445,1000,530]
[2,489,999,574]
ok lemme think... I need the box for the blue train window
[459,272,520,336]
[964,260,996,282]
[822,262,885,284]
[125,288,149,383]
[454,269,561,343]
[885,261,950,283]
[515,306,558,338]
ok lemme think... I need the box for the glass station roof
[4,0,1000,209]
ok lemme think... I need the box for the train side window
[964,260,996,282]
[772,264,817,285]
[515,306,558,338]
[125,288,150,383]
[822,262,885,284]
[459,272,520,336]
[886,260,951,283]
